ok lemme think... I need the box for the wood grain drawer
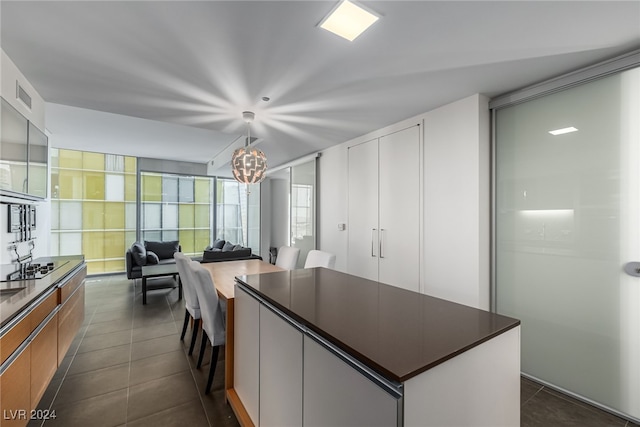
[58,264,87,304]
[0,345,31,427]
[57,284,84,365]
[30,312,58,410]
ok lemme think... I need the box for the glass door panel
[291,160,316,269]
[495,67,640,419]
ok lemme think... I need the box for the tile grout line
[124,275,137,427]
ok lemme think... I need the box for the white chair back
[275,246,301,270]
[189,260,226,346]
[304,250,336,269]
[174,252,200,318]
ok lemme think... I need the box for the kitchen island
[233,267,521,427]
[0,256,86,427]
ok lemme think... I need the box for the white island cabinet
[234,268,521,427]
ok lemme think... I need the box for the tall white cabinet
[347,125,421,292]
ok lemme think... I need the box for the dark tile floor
[29,274,639,427]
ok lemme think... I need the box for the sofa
[201,239,262,263]
[126,240,181,280]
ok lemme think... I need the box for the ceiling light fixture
[231,111,268,184]
[549,126,578,136]
[319,0,379,41]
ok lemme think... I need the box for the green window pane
[50,170,59,199]
[58,149,82,169]
[195,229,210,253]
[179,229,195,254]
[83,152,104,170]
[86,260,105,275]
[50,148,59,168]
[105,202,125,229]
[84,172,105,200]
[83,231,105,260]
[179,204,195,228]
[124,156,136,173]
[195,178,211,203]
[58,170,83,199]
[103,231,125,259]
[104,260,125,273]
[195,205,210,228]
[83,201,105,230]
[142,174,162,201]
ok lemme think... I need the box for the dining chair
[174,252,200,356]
[304,250,336,269]
[190,260,226,394]
[275,246,301,270]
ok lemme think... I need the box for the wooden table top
[199,259,284,300]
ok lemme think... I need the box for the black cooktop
[1,260,69,282]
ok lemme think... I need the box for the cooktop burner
[1,260,69,282]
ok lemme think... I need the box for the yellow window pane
[58,170,83,199]
[104,259,125,273]
[179,204,194,228]
[83,231,105,260]
[86,260,105,275]
[179,229,195,254]
[104,202,125,229]
[58,149,83,169]
[195,230,210,253]
[83,152,104,170]
[124,156,136,173]
[194,205,210,228]
[83,201,105,230]
[84,172,105,200]
[125,175,137,201]
[142,174,162,202]
[103,231,125,259]
[194,178,211,203]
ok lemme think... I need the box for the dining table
[198,258,283,419]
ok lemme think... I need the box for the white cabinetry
[259,305,303,427]
[303,336,399,427]
[234,286,260,425]
[347,125,421,291]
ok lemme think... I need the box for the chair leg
[188,318,200,356]
[205,345,220,394]
[197,331,208,369]
[180,310,189,341]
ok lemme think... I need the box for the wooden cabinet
[347,125,421,292]
[29,312,58,409]
[57,268,85,365]
[0,346,31,427]
[259,305,303,427]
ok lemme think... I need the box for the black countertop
[0,256,85,328]
[236,267,520,383]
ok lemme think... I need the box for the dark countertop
[236,267,520,383]
[0,255,85,328]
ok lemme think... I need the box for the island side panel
[404,326,520,426]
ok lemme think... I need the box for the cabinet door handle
[379,229,385,259]
[371,229,377,257]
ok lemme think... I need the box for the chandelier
[231,111,268,184]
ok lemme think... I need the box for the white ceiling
[2,1,639,174]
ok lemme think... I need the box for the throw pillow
[222,241,235,252]
[145,240,179,260]
[212,239,226,249]
[130,242,147,266]
[232,244,244,251]
[146,251,159,265]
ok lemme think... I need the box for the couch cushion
[222,241,235,252]
[146,251,159,265]
[131,242,147,266]
[145,240,179,260]
[212,239,226,249]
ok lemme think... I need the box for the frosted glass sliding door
[495,67,640,420]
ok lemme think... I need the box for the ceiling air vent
[16,82,32,110]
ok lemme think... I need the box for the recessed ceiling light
[549,127,578,136]
[319,0,379,42]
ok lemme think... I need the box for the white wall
[1,49,45,131]
[1,50,50,264]
[318,94,490,309]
